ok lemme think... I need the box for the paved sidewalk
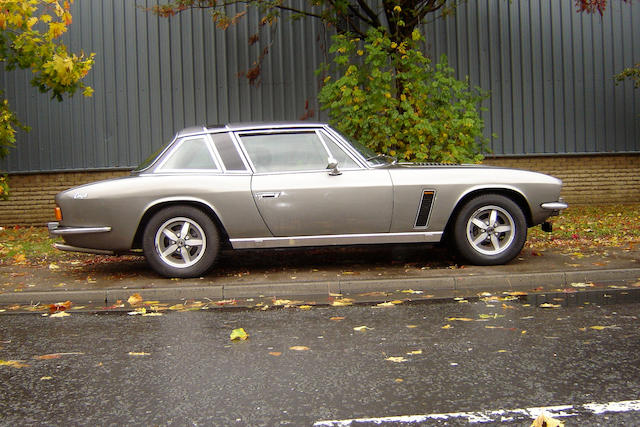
[0,244,638,306]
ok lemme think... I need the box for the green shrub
[318,28,489,164]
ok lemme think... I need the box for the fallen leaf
[401,289,423,294]
[0,359,29,368]
[298,305,313,310]
[127,293,143,306]
[142,312,163,317]
[571,282,594,288]
[407,350,422,355]
[441,324,452,329]
[390,300,404,305]
[289,346,310,351]
[331,298,354,306]
[406,325,418,328]
[128,307,146,315]
[268,352,282,356]
[589,325,618,330]
[385,356,408,363]
[539,303,561,308]
[40,376,53,380]
[447,317,474,322]
[48,300,71,313]
[507,291,528,296]
[48,263,60,270]
[353,326,373,332]
[395,378,404,383]
[531,412,564,427]
[329,316,345,321]
[497,350,509,353]
[34,354,61,360]
[128,352,150,356]
[230,328,249,341]
[50,311,70,318]
[376,302,395,308]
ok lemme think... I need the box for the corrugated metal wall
[1,0,639,173]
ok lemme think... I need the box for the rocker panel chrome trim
[230,232,443,249]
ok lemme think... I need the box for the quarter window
[240,132,330,173]
[158,137,218,170]
[319,131,360,169]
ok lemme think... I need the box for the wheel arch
[443,188,533,241]
[132,198,231,250]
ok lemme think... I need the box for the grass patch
[528,204,640,251]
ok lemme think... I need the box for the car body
[48,122,567,278]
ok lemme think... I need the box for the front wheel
[143,206,219,278]
[452,194,527,265]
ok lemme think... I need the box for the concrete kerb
[1,268,639,305]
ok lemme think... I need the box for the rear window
[157,137,218,170]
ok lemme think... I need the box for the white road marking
[313,399,640,426]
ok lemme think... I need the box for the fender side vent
[415,190,435,227]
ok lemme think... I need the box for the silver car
[48,123,567,278]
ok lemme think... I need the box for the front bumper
[540,198,568,216]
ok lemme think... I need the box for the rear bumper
[47,222,111,238]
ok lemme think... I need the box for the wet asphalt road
[1,299,639,426]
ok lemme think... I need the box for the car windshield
[335,131,396,166]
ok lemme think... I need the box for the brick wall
[0,170,130,226]
[0,153,638,226]
[483,153,640,205]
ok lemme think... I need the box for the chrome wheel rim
[154,217,206,268]
[465,205,515,256]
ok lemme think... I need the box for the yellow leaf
[127,293,143,306]
[395,378,404,383]
[269,352,282,356]
[442,324,452,329]
[40,376,53,380]
[385,356,407,363]
[401,289,423,294]
[48,263,60,270]
[289,346,310,351]
[330,316,345,321]
[0,360,29,368]
[376,302,395,308]
[230,328,249,341]
[531,412,564,427]
[447,317,473,322]
[353,326,372,332]
[128,352,150,356]
[407,350,422,355]
[539,303,561,308]
[331,298,354,306]
[142,312,163,317]
[590,325,617,330]
[406,325,418,328]
[50,311,70,318]
[390,300,404,305]
[298,305,312,310]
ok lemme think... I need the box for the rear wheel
[452,194,527,265]
[143,206,219,278]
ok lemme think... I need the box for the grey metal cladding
[1,0,639,173]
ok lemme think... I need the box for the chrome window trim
[154,135,222,172]
[235,128,335,174]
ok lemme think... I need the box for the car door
[237,129,393,237]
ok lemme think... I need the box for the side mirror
[327,157,341,176]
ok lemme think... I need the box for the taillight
[54,206,62,221]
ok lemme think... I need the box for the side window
[240,132,329,173]
[158,137,218,170]
[210,132,247,171]
[319,131,360,169]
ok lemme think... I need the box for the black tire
[452,194,527,265]
[142,205,219,278]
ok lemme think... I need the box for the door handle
[256,192,281,199]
